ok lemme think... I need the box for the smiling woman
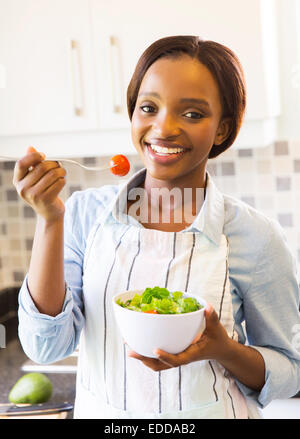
[130,56,227,186]
[16,35,300,420]
[127,35,247,159]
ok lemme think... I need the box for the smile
[149,144,185,155]
[144,142,189,166]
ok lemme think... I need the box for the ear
[214,117,232,146]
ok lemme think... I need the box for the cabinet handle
[109,36,122,114]
[70,40,84,117]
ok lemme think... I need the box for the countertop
[2,338,300,420]
[0,339,76,419]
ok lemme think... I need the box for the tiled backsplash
[0,141,299,290]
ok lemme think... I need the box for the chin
[145,162,188,182]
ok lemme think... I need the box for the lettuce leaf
[117,287,203,314]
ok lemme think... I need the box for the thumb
[26,146,46,160]
[204,303,219,328]
[26,146,37,154]
[191,303,218,344]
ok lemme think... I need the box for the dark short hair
[127,35,247,159]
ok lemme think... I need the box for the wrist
[214,338,266,391]
[214,336,237,364]
[37,213,65,228]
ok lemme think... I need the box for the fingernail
[40,153,46,160]
[26,146,36,154]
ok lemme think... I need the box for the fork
[0,156,116,171]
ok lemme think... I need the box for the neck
[143,165,207,199]
[140,166,207,225]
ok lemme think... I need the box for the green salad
[116,286,203,314]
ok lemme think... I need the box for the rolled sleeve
[18,272,83,364]
[18,273,73,337]
[235,218,300,408]
[235,346,300,408]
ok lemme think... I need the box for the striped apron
[73,183,259,419]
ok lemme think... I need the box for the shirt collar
[112,167,224,246]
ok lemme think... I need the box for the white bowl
[112,289,207,358]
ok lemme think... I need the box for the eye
[184,111,203,119]
[140,105,156,113]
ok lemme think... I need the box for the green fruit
[8,373,52,404]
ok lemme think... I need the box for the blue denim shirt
[18,168,300,408]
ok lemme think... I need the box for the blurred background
[0,0,300,419]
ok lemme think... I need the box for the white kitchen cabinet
[91,0,281,145]
[0,0,98,137]
[276,0,300,141]
[0,0,281,157]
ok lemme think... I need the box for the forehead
[138,55,221,106]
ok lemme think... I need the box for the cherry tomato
[110,154,130,177]
[143,310,158,314]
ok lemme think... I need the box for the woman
[15,36,300,419]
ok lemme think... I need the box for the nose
[152,111,181,138]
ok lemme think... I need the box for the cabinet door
[0,0,98,136]
[91,0,280,139]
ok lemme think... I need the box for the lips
[145,139,191,152]
[144,140,190,165]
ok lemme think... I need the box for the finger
[152,349,176,367]
[127,350,147,360]
[16,163,65,200]
[204,303,219,329]
[155,344,202,367]
[27,150,48,172]
[26,146,38,154]
[204,302,213,314]
[128,350,159,364]
[14,149,46,183]
[26,161,65,189]
[154,349,184,367]
[127,350,172,371]
[37,177,66,204]
[27,167,66,200]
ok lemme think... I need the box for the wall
[0,140,299,290]
[276,0,300,140]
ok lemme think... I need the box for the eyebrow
[138,92,211,108]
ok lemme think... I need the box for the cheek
[190,120,218,148]
[130,114,149,164]
[131,112,146,143]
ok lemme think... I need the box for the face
[131,55,231,184]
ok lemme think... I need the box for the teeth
[150,144,184,154]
